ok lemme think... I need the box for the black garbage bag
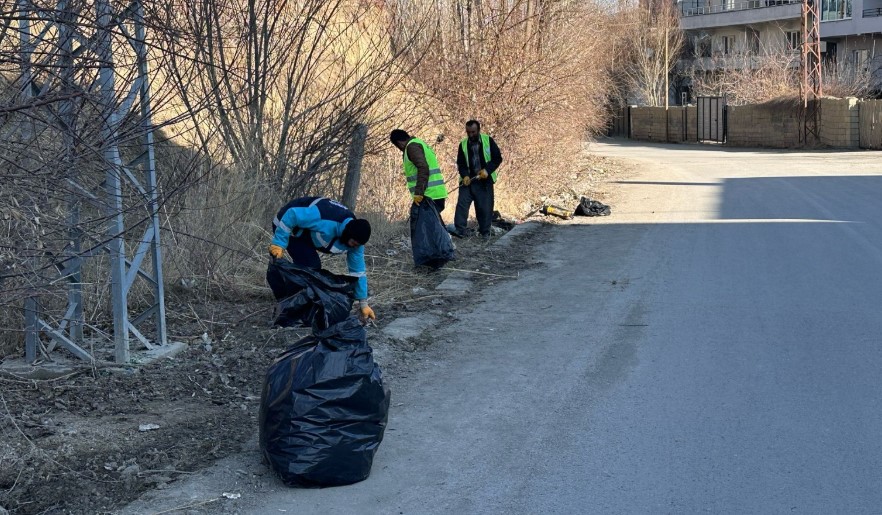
[266,260,358,330]
[574,197,611,217]
[410,201,455,268]
[259,317,391,487]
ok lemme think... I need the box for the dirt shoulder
[0,151,628,515]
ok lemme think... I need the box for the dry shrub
[687,48,873,105]
[388,0,614,216]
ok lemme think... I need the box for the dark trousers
[285,233,321,269]
[454,180,494,236]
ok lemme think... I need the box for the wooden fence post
[342,123,368,211]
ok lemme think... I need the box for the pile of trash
[260,260,390,487]
[537,196,611,220]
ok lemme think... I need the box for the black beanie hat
[342,219,371,245]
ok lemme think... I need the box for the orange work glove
[461,176,472,186]
[359,302,376,322]
[269,244,285,259]
[478,169,489,180]
[412,195,424,205]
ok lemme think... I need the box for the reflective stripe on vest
[402,138,448,200]
[460,133,497,183]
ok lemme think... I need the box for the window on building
[747,29,761,55]
[821,0,852,20]
[786,31,801,52]
[722,36,734,55]
[697,35,712,58]
[854,49,869,71]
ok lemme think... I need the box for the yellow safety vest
[403,138,448,199]
[460,133,497,183]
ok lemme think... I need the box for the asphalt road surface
[126,141,882,514]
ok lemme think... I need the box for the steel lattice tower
[801,0,822,144]
[16,0,167,364]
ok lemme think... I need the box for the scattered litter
[138,423,160,432]
[540,204,572,220]
[490,226,506,236]
[222,492,241,500]
[412,287,427,295]
[574,197,611,217]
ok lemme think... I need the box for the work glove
[268,244,285,259]
[478,169,489,180]
[358,301,376,322]
[412,195,424,205]
[461,176,472,186]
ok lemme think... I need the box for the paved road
[126,141,882,514]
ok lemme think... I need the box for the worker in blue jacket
[268,197,376,322]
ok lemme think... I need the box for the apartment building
[676,0,882,96]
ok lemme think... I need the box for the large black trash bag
[574,196,611,217]
[266,260,358,330]
[409,201,455,268]
[259,317,391,487]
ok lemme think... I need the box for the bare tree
[387,0,614,213]
[156,0,425,198]
[617,0,684,107]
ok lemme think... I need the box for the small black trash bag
[266,260,357,330]
[574,197,611,217]
[410,201,455,268]
[259,317,391,487]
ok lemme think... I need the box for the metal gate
[607,106,631,138]
[697,96,726,142]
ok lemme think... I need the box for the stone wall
[726,99,802,148]
[626,97,876,149]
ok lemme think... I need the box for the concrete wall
[860,99,882,149]
[627,97,875,149]
[630,106,698,143]
[819,97,861,147]
[630,107,669,142]
[726,99,802,148]
[667,106,699,142]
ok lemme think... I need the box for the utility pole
[665,24,670,142]
[665,24,669,111]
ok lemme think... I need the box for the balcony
[679,0,802,30]
[680,0,801,17]
[864,8,882,16]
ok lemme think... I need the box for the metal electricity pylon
[16,0,167,364]
[801,0,822,144]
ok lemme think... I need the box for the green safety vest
[460,133,498,183]
[403,138,448,199]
